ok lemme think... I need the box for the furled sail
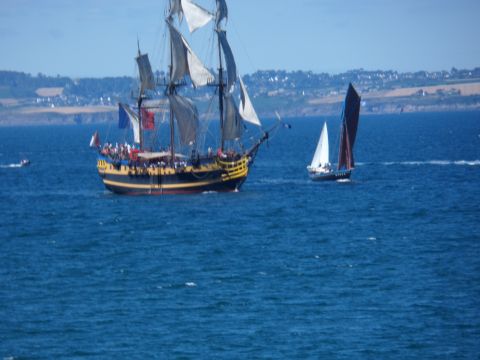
[119,103,141,143]
[169,0,213,33]
[338,83,361,170]
[217,30,236,93]
[136,53,155,92]
[239,77,261,126]
[311,122,329,168]
[168,22,214,87]
[168,94,199,145]
[169,0,183,21]
[223,94,243,140]
[216,0,228,27]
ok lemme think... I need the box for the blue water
[1,112,479,359]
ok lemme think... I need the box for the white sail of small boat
[309,122,330,172]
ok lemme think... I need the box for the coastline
[0,104,478,127]
[1,80,479,126]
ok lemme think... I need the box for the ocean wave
[453,160,480,166]
[256,178,310,186]
[379,160,480,166]
[315,160,479,168]
[0,163,22,168]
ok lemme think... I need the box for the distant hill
[1,67,480,125]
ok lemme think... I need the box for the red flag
[141,108,155,130]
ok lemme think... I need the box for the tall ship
[307,83,361,181]
[92,0,277,195]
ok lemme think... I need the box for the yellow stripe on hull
[102,177,226,190]
[97,155,250,193]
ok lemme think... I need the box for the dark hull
[309,169,351,181]
[97,156,249,195]
[102,173,246,195]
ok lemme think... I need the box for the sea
[0,111,479,359]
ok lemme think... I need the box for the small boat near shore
[308,83,361,181]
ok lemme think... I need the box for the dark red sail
[338,83,361,170]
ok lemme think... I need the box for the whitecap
[257,178,309,186]
[379,160,476,166]
[385,160,480,167]
[428,160,450,166]
[401,161,423,166]
[185,282,197,287]
[454,160,480,166]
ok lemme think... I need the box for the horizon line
[1,66,479,80]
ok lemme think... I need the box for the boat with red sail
[308,83,361,181]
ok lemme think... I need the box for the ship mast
[137,42,144,151]
[137,96,144,150]
[217,32,225,152]
[168,30,176,165]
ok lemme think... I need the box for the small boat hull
[309,169,351,181]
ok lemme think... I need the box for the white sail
[169,0,213,33]
[89,131,100,147]
[238,77,261,126]
[121,103,141,144]
[218,30,236,93]
[184,39,214,87]
[310,122,329,168]
[182,0,213,33]
[168,22,214,87]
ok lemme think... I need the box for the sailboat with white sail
[307,121,332,176]
[308,83,361,181]
[93,0,279,195]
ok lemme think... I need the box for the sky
[0,0,479,78]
